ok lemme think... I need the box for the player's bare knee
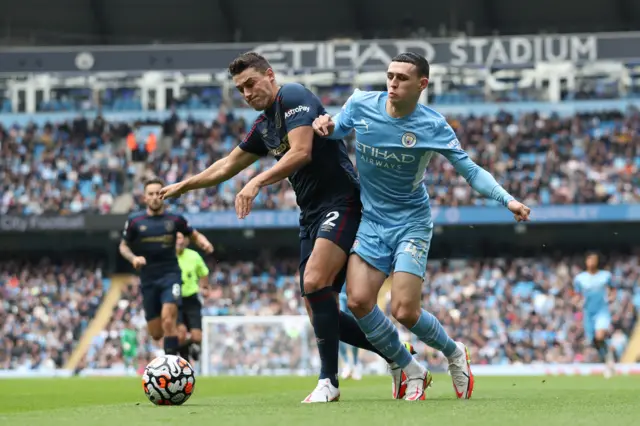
[346,292,375,318]
[149,329,163,341]
[303,266,334,294]
[391,302,420,328]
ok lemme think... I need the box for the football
[142,354,196,405]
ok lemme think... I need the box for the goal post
[201,315,390,377]
[201,315,315,376]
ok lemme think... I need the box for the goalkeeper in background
[121,325,138,373]
[176,232,210,363]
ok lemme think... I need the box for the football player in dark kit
[120,178,214,358]
[160,52,414,403]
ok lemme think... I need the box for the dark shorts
[299,201,361,296]
[177,294,203,331]
[141,271,182,321]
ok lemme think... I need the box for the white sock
[403,358,425,378]
[446,346,464,361]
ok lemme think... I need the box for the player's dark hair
[228,52,272,76]
[144,177,165,189]
[392,52,430,78]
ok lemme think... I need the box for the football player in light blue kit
[338,286,362,380]
[312,52,531,401]
[573,251,616,378]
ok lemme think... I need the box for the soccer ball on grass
[142,354,196,405]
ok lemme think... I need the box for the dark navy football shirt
[122,211,194,281]
[239,83,360,226]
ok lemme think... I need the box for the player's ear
[419,77,429,91]
[265,68,276,82]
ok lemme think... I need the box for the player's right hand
[132,256,147,270]
[312,114,335,137]
[159,182,186,200]
[507,200,531,222]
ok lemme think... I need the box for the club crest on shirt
[401,132,417,148]
[165,220,175,232]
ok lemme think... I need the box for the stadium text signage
[0,215,86,232]
[254,35,597,69]
[2,32,640,73]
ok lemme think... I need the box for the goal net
[201,315,316,376]
[201,315,389,376]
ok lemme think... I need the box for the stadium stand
[0,32,639,379]
[18,253,632,375]
[2,107,640,215]
[0,259,108,371]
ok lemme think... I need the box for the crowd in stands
[0,259,107,371]
[2,104,640,216]
[0,118,131,215]
[5,252,635,374]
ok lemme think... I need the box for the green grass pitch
[0,375,637,426]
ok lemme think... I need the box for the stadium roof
[0,0,638,46]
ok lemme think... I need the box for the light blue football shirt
[329,89,513,228]
[574,270,612,314]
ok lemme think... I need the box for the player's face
[233,67,277,111]
[586,254,599,270]
[386,62,428,104]
[144,183,164,212]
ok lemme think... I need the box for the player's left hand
[507,200,531,222]
[235,179,260,219]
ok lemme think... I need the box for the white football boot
[391,342,430,399]
[301,378,340,403]
[447,342,475,399]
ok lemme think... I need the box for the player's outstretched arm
[451,156,530,222]
[434,119,530,222]
[313,91,358,139]
[160,147,259,199]
[252,126,313,188]
[235,126,313,219]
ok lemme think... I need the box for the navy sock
[306,287,340,388]
[164,336,179,356]
[339,312,393,363]
[177,340,191,360]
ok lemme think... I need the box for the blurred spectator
[78,252,639,373]
[0,259,106,371]
[2,108,640,215]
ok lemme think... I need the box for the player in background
[120,325,138,373]
[120,178,214,357]
[175,231,210,364]
[160,52,418,403]
[338,285,362,380]
[573,251,616,378]
[312,52,531,400]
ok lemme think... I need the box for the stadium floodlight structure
[1,61,638,114]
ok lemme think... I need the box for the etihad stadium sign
[1,32,639,73]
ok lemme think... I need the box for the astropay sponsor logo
[284,105,310,119]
